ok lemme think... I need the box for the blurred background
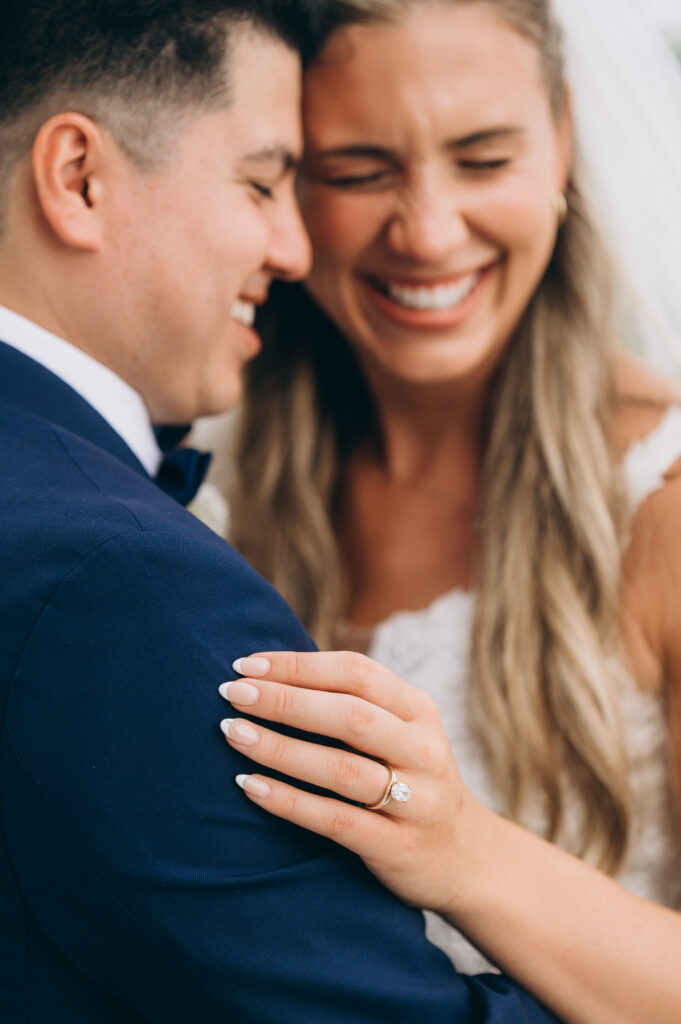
[652,0,681,57]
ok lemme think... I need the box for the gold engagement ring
[364,764,411,810]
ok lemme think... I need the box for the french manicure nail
[236,774,271,798]
[219,680,260,705]
[232,656,271,678]
[220,719,259,745]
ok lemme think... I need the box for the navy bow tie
[153,425,212,506]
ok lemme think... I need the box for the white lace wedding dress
[342,407,681,973]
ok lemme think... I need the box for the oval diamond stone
[391,782,411,803]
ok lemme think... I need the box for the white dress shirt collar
[0,304,162,475]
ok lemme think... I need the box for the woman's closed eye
[304,156,397,192]
[322,170,394,190]
[458,158,511,173]
[310,158,512,189]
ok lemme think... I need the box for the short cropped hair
[0,1,326,191]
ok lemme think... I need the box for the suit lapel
[0,339,149,480]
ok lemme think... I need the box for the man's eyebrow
[242,145,300,171]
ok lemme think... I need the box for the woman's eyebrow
[451,126,525,148]
[308,129,524,162]
[307,145,396,161]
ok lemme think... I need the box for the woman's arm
[219,648,681,1024]
[450,446,681,1024]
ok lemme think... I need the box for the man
[0,3,556,1021]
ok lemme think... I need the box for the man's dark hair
[0,1,327,179]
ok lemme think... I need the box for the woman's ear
[31,112,107,251]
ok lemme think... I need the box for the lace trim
[623,405,681,512]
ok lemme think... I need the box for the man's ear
[32,113,108,251]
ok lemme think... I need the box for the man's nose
[269,193,313,282]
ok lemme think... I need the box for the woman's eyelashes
[303,162,395,190]
[322,171,392,190]
[310,158,512,190]
[458,158,511,172]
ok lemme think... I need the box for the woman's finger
[221,716,413,811]
[234,773,393,857]
[219,678,411,766]
[231,650,423,721]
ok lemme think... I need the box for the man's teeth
[383,273,480,311]
[231,299,256,327]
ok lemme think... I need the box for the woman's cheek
[303,191,383,262]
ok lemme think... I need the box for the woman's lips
[361,265,495,329]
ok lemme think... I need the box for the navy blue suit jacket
[0,340,557,1022]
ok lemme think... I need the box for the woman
[208,1,681,1020]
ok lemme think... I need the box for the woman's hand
[219,650,484,915]
[218,651,681,1024]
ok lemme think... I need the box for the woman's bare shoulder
[613,354,681,690]
[613,352,681,453]
[623,466,681,692]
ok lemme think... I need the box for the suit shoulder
[0,404,144,534]
[0,404,312,676]
[0,402,219,546]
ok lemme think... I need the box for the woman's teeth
[231,299,256,327]
[381,272,481,310]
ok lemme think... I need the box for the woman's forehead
[303,6,549,146]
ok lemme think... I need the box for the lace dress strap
[623,405,681,513]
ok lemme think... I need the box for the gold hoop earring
[553,192,568,226]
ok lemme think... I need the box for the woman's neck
[365,369,489,494]
[336,374,490,626]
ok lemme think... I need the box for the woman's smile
[359,264,496,330]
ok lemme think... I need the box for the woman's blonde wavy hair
[230,0,632,872]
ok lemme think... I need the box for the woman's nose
[386,185,470,263]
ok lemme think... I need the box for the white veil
[551,0,681,377]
